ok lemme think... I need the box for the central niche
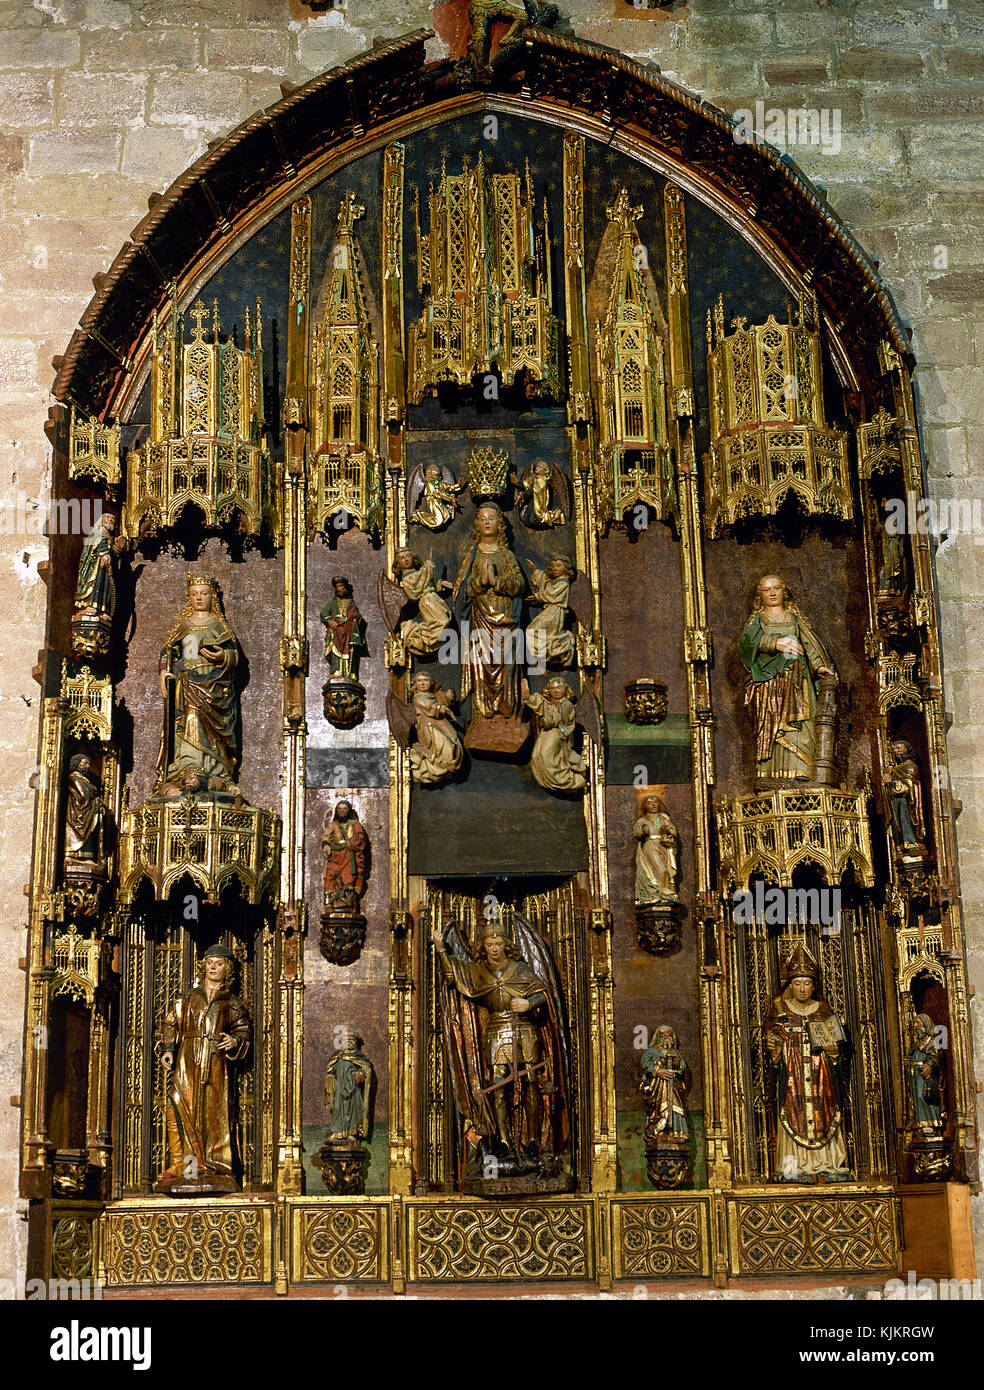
[252,111,710,1198]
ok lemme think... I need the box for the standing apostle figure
[156,943,251,1195]
[322,800,369,915]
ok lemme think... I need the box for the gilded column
[563,133,617,1193]
[277,194,311,1196]
[21,687,68,1187]
[663,184,733,1206]
[87,743,122,1184]
[382,143,415,1198]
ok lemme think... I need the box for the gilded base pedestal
[86,1186,912,1292]
[62,863,106,918]
[322,677,366,729]
[461,1171,576,1198]
[908,1135,953,1180]
[624,678,668,726]
[71,612,112,660]
[635,902,683,955]
[645,1138,692,1190]
[319,912,367,965]
[312,1142,370,1195]
[155,1172,241,1197]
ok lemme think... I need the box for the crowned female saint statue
[739,574,837,785]
[155,574,241,801]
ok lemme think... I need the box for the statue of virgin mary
[452,502,528,756]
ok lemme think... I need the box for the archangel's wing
[377,568,408,634]
[435,919,496,1152]
[568,568,593,631]
[574,678,603,747]
[440,917,475,963]
[511,910,573,1119]
[406,460,426,520]
[385,685,416,750]
[512,911,565,1030]
[550,463,573,523]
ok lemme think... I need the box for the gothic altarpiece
[20,22,978,1292]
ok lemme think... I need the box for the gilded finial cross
[189,299,209,342]
[606,187,643,227]
[337,190,366,235]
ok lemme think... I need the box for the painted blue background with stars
[124,110,799,468]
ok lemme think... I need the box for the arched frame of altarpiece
[21,26,979,1293]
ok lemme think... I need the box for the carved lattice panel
[407,1201,593,1281]
[612,1199,711,1279]
[51,1215,96,1281]
[728,1192,899,1276]
[291,1202,387,1283]
[102,1204,272,1286]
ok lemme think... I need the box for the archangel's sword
[479,1058,548,1095]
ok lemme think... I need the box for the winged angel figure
[386,673,464,785]
[377,548,454,658]
[511,460,571,529]
[432,909,573,1189]
[407,461,465,530]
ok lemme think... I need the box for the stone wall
[1,0,982,1288]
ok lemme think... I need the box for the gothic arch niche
[23,27,975,1293]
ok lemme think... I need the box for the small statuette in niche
[633,792,683,955]
[319,800,369,966]
[313,1026,375,1195]
[71,508,125,661]
[321,575,367,730]
[905,1012,951,1180]
[640,1025,692,1189]
[884,737,931,871]
[63,752,108,917]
